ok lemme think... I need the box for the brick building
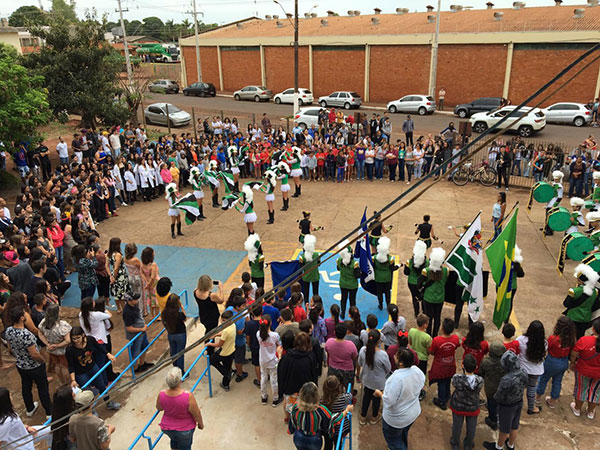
[179,4,600,107]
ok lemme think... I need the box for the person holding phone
[194,275,224,355]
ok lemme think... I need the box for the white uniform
[566,211,585,235]
[168,195,179,216]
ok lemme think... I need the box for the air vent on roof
[326,10,335,16]
[554,0,562,5]
[311,12,317,17]
[426,5,434,12]
[321,19,328,26]
[513,2,525,9]
[276,20,284,27]
[374,8,382,14]
[450,4,463,11]
[427,14,436,22]
[285,13,293,19]
[486,2,494,9]
[573,7,585,17]
[493,11,504,20]
[265,14,272,20]
[347,10,354,16]
[273,14,279,19]
[371,17,380,25]
[353,10,361,15]
[396,7,409,14]
[304,12,310,18]
[587,0,598,6]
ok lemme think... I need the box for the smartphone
[212,280,220,286]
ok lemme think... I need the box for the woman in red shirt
[569,318,600,419]
[317,149,326,181]
[428,318,459,410]
[461,321,489,374]
[345,149,355,182]
[535,316,576,408]
[46,216,65,279]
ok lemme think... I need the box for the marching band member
[188,166,207,220]
[261,168,277,225]
[165,182,183,239]
[277,161,291,211]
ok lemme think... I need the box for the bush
[0,169,20,190]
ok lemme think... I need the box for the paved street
[143,91,595,147]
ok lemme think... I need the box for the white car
[469,106,546,137]
[293,106,323,129]
[274,88,313,105]
[542,102,592,127]
[387,95,436,115]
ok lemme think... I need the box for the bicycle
[451,160,497,187]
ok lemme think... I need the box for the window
[425,96,434,102]
[148,107,162,114]
[306,110,319,116]
[493,111,509,117]
[283,89,293,95]
[339,93,348,98]
[350,92,360,98]
[242,87,250,91]
[165,105,182,113]
[303,89,312,94]
[329,93,339,98]
[548,104,567,111]
[400,96,410,102]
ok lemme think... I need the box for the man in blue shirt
[225,296,248,382]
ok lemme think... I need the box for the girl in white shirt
[257,315,282,405]
[124,162,138,204]
[79,297,112,381]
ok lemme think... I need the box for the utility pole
[429,0,442,98]
[293,0,299,114]
[192,0,203,83]
[117,0,134,89]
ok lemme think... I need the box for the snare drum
[583,253,600,272]
[565,232,594,261]
[532,182,555,203]
[547,207,571,232]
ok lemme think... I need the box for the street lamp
[429,0,442,98]
[273,1,318,114]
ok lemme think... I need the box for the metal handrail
[127,343,213,450]
[335,383,353,450]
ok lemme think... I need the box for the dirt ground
[3,174,600,449]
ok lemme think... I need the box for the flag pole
[443,210,483,264]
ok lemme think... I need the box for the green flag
[485,208,518,329]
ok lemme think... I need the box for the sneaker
[26,402,39,417]
[261,396,268,405]
[432,397,447,410]
[359,416,367,426]
[235,372,249,382]
[106,401,121,410]
[419,390,426,401]
[220,382,231,392]
[545,396,555,409]
[483,442,500,450]
[570,401,581,417]
[122,202,128,207]
[272,397,283,407]
[370,414,382,425]
[253,379,260,388]
[587,408,596,420]
[484,416,498,431]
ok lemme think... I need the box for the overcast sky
[2,0,588,26]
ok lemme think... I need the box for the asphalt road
[143,91,595,147]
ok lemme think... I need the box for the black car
[183,82,216,97]
[454,97,502,118]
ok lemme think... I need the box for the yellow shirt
[157,293,169,312]
[219,323,236,357]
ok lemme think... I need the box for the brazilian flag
[485,208,518,329]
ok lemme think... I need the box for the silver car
[542,102,592,127]
[148,79,179,94]
[387,95,436,115]
[144,103,191,127]
[233,86,273,102]
[318,91,362,109]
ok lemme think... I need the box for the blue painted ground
[61,245,246,316]
[294,250,399,329]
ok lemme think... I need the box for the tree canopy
[23,14,128,127]
[105,17,217,42]
[0,43,51,149]
[51,0,78,22]
[8,5,49,27]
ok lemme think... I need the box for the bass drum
[532,182,555,203]
[565,232,594,261]
[547,207,571,232]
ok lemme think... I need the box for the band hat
[586,211,600,223]
[412,240,427,267]
[594,171,600,180]
[165,183,177,200]
[552,170,564,180]
[570,197,585,207]
[429,247,446,272]
[514,245,523,264]
[574,263,599,296]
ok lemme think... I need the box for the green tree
[51,0,77,22]
[0,43,51,150]
[126,19,143,36]
[8,5,49,27]
[23,14,128,127]
[141,16,164,40]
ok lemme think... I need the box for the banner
[485,208,518,329]
[173,193,200,225]
[446,213,484,321]
[270,260,301,300]
[353,208,377,296]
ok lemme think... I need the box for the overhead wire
[5,41,600,450]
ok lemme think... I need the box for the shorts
[281,184,290,193]
[193,190,204,199]
[265,193,275,202]
[18,165,30,177]
[168,208,180,217]
[231,167,240,175]
[244,212,257,224]
[234,345,246,364]
[497,401,523,434]
[250,347,259,366]
[291,168,302,177]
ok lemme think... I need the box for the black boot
[281,198,289,211]
[267,210,274,224]
[298,185,302,196]
[177,222,184,236]
[171,224,176,239]
[199,204,206,219]
[212,194,219,208]
[248,229,254,236]
[234,181,240,192]
[292,185,300,198]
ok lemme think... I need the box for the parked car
[542,102,592,127]
[274,88,313,105]
[454,97,502,118]
[148,79,180,94]
[387,95,435,115]
[233,86,273,102]
[183,82,216,97]
[318,91,362,109]
[469,106,546,137]
[144,103,191,127]
[293,106,323,129]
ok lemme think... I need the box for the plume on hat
[429,247,446,272]
[165,182,177,200]
[277,160,290,174]
[244,234,261,263]
[552,170,564,180]
[242,183,253,203]
[188,166,201,185]
[376,237,391,263]
[338,242,353,266]
[574,264,599,296]
[412,240,427,267]
[303,234,317,262]
[514,245,523,264]
[208,160,218,170]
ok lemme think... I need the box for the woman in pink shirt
[160,163,173,185]
[157,367,204,450]
[46,216,66,279]
[325,322,359,390]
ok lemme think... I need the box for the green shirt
[300,252,320,282]
[337,258,359,290]
[593,185,600,202]
[407,258,429,285]
[566,286,598,323]
[373,254,394,283]
[249,255,264,278]
[408,327,432,362]
[422,267,448,304]
[591,229,600,249]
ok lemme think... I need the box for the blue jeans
[76,364,109,401]
[163,428,194,450]
[486,395,498,423]
[493,217,502,241]
[130,332,149,365]
[356,159,365,179]
[423,156,433,175]
[437,378,451,405]
[293,431,322,450]
[375,159,384,179]
[168,333,187,372]
[337,167,345,182]
[398,159,405,181]
[536,355,568,399]
[326,165,335,181]
[55,245,65,279]
[59,157,69,165]
[511,159,521,176]
[366,163,374,181]
[382,418,412,450]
